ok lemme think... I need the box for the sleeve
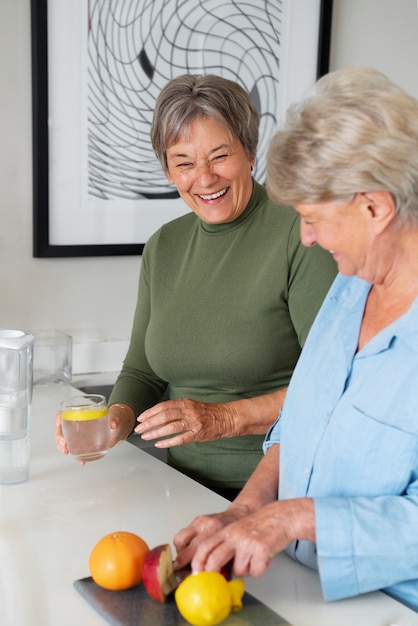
[315,487,418,601]
[108,232,168,416]
[262,412,282,454]
[286,218,338,346]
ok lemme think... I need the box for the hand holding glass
[60,395,110,462]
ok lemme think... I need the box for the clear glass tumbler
[60,394,110,462]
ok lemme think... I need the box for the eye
[301,215,315,225]
[212,153,228,162]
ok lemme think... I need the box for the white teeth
[199,187,228,200]
[329,250,335,254]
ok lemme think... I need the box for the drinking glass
[60,394,110,462]
[33,330,72,385]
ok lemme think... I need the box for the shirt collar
[332,274,418,354]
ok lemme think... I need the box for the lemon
[175,571,245,626]
[227,579,245,612]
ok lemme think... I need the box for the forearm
[228,444,281,515]
[228,445,315,545]
[221,388,287,438]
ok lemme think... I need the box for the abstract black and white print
[86,0,282,202]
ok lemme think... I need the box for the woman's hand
[173,505,251,571]
[134,389,286,447]
[189,498,315,578]
[108,403,137,446]
[134,399,236,447]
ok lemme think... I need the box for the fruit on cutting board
[175,571,245,626]
[141,543,179,602]
[89,531,149,590]
[140,540,234,606]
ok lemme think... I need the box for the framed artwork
[31,0,334,257]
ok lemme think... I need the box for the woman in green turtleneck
[56,74,337,499]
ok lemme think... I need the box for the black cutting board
[74,576,291,626]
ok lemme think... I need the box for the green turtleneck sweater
[109,181,337,489]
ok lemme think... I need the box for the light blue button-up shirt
[263,273,418,610]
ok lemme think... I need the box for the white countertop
[1,385,417,626]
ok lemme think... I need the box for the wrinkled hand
[135,398,234,447]
[173,507,248,571]
[188,499,315,578]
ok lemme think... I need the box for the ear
[360,191,396,231]
[165,169,174,185]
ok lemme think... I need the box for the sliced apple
[142,543,178,603]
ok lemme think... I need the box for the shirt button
[324,412,330,421]
[304,466,310,474]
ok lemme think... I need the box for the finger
[229,529,274,577]
[174,526,198,553]
[173,543,198,570]
[109,417,121,448]
[173,528,200,570]
[56,438,69,455]
[233,544,272,577]
[54,414,69,455]
[191,534,233,574]
[154,431,194,448]
[137,403,165,421]
[139,416,190,442]
[110,416,120,431]
[135,415,175,436]
[173,515,218,556]
[137,400,175,425]
[138,423,175,440]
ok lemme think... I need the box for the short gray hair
[150,74,259,171]
[266,67,418,225]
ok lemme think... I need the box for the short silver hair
[150,74,259,171]
[266,67,418,225]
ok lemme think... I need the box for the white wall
[1,0,418,371]
[1,1,140,371]
[330,0,418,97]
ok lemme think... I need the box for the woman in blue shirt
[173,67,418,611]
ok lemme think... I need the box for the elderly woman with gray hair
[173,67,418,610]
[56,74,336,498]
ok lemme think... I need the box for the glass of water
[60,394,110,462]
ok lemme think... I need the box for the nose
[195,160,218,185]
[300,221,317,247]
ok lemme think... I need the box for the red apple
[142,543,178,602]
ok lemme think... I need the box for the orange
[89,531,149,590]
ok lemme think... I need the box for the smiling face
[295,194,381,280]
[165,117,255,224]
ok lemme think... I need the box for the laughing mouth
[198,187,228,200]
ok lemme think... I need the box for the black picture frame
[31,0,333,258]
